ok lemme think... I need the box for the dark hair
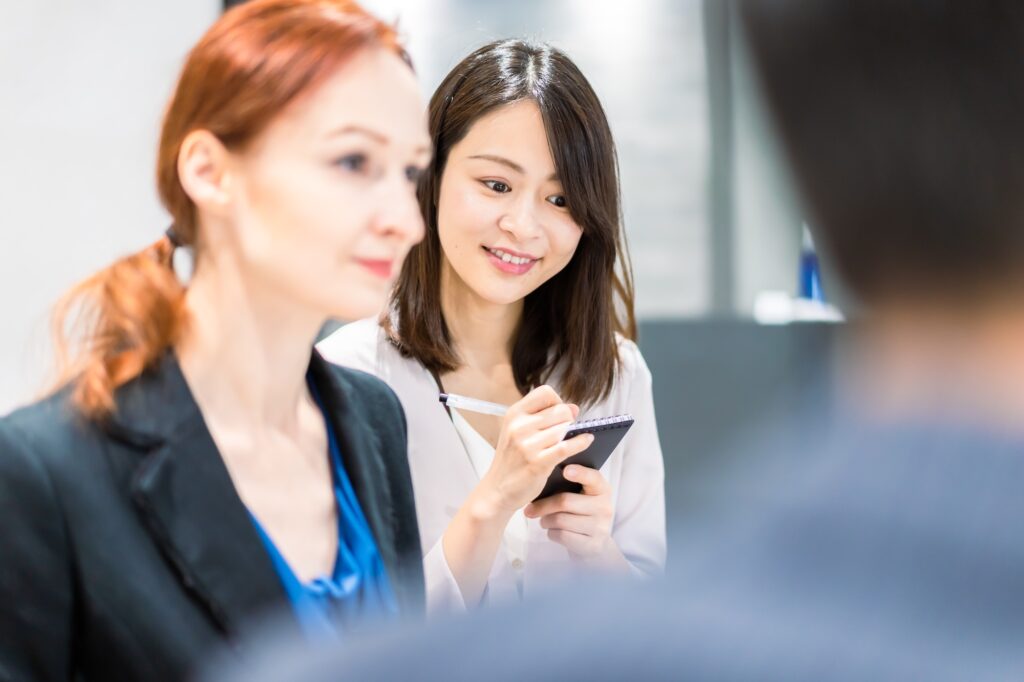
[385,39,636,407]
[740,0,1024,304]
[51,0,403,419]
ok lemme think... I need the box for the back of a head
[740,0,1024,306]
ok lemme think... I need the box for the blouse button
[511,558,525,571]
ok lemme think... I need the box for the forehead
[262,47,428,148]
[455,100,555,166]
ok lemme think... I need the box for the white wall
[0,1,219,413]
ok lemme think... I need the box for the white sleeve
[422,536,469,615]
[611,347,667,577]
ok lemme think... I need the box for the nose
[372,172,425,247]
[498,196,543,243]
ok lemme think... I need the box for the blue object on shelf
[799,225,826,302]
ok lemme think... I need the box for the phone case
[533,414,635,501]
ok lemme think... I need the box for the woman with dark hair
[320,39,666,612]
[0,1,431,679]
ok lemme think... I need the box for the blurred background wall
[0,0,817,442]
[0,1,219,412]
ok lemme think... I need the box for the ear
[177,129,233,217]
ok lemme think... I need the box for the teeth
[489,248,534,266]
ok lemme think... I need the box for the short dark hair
[740,0,1024,304]
[385,39,636,406]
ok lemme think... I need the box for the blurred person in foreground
[205,1,1024,680]
[0,0,431,679]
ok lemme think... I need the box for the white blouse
[317,318,666,614]
[449,408,530,602]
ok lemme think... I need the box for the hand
[524,465,626,568]
[476,385,595,518]
[443,386,594,607]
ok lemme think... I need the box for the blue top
[249,380,398,636]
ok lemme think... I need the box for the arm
[439,482,518,608]
[439,387,594,607]
[421,537,469,613]
[0,420,75,681]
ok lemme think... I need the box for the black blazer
[0,351,424,682]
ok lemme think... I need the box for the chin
[326,287,388,321]
[472,281,533,306]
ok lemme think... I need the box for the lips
[354,258,393,279]
[482,246,538,275]
[484,246,537,265]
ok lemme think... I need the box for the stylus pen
[438,393,509,417]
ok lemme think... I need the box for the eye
[547,195,567,208]
[483,179,511,194]
[333,153,368,172]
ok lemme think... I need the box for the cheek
[241,165,365,264]
[228,155,394,319]
[438,185,497,256]
[546,220,584,266]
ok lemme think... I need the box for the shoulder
[0,392,93,505]
[1,392,92,465]
[320,361,404,421]
[318,319,434,408]
[614,333,652,385]
[317,318,388,374]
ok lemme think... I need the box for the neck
[440,259,522,370]
[176,252,324,432]
[843,299,1024,434]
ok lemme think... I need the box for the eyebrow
[327,125,431,154]
[327,125,387,143]
[468,154,559,182]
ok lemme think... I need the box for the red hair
[52,0,403,419]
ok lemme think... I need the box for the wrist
[466,481,516,526]
[578,538,632,573]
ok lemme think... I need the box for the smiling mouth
[482,246,539,275]
[482,246,538,266]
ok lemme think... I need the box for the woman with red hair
[0,1,430,679]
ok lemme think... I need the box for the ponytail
[51,234,186,419]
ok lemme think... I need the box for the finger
[546,529,592,554]
[562,465,609,496]
[538,432,594,468]
[520,419,583,454]
[518,402,577,434]
[538,512,594,535]
[570,404,580,420]
[511,385,563,416]
[524,491,590,518]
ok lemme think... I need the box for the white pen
[438,393,509,417]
